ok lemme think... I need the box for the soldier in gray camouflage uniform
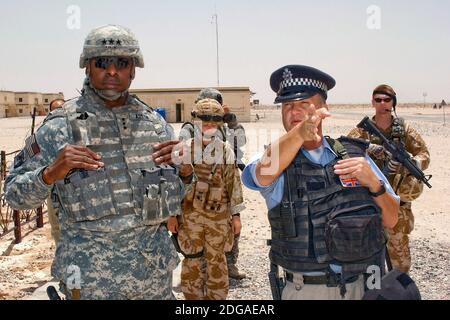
[4,25,183,300]
[46,99,65,243]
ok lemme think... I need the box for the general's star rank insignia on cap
[24,134,41,158]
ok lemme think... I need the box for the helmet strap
[86,73,130,102]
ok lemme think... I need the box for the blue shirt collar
[301,137,338,156]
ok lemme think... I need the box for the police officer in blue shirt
[241,65,400,300]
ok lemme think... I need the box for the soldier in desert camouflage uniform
[4,25,183,299]
[181,88,247,280]
[348,84,430,273]
[167,98,245,300]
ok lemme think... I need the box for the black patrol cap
[270,65,336,104]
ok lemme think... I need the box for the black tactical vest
[268,137,386,276]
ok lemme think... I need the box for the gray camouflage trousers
[52,224,179,300]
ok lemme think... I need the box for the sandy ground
[0,107,449,300]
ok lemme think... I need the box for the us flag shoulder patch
[24,134,41,158]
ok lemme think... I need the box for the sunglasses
[196,114,223,122]
[374,97,392,103]
[94,57,132,70]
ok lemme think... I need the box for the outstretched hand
[294,104,330,142]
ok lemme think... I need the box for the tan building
[0,91,16,118]
[0,105,5,118]
[14,92,43,117]
[0,91,65,118]
[43,93,65,112]
[130,87,253,123]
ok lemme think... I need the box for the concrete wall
[0,105,5,118]
[0,91,15,105]
[15,92,43,106]
[42,93,65,112]
[131,87,252,123]
[0,91,64,117]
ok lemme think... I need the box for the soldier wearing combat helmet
[348,84,430,273]
[168,98,245,300]
[4,25,183,299]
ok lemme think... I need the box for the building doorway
[176,103,184,122]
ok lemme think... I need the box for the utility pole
[423,92,427,108]
[212,9,220,87]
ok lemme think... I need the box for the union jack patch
[339,177,361,188]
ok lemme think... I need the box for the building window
[3,96,6,102]
[45,99,49,103]
[19,109,23,114]
[35,98,38,104]
[19,98,23,103]
[45,108,49,112]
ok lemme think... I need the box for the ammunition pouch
[193,181,209,210]
[55,167,117,223]
[325,204,386,264]
[205,186,226,214]
[141,165,182,225]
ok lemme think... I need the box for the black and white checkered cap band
[280,77,328,93]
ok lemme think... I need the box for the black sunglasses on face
[374,97,392,103]
[94,57,132,70]
[196,114,223,122]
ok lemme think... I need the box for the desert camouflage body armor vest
[185,161,230,215]
[51,88,182,232]
[369,117,405,174]
[268,137,386,277]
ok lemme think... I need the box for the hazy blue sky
[0,0,449,104]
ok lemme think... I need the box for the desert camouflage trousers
[226,233,240,267]
[386,202,414,273]
[177,209,233,300]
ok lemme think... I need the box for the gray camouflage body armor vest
[268,137,386,278]
[51,88,182,232]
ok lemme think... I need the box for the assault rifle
[357,116,432,188]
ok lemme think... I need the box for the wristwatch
[369,180,386,197]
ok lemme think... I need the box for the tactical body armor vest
[268,137,386,278]
[50,88,182,232]
[183,143,230,216]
